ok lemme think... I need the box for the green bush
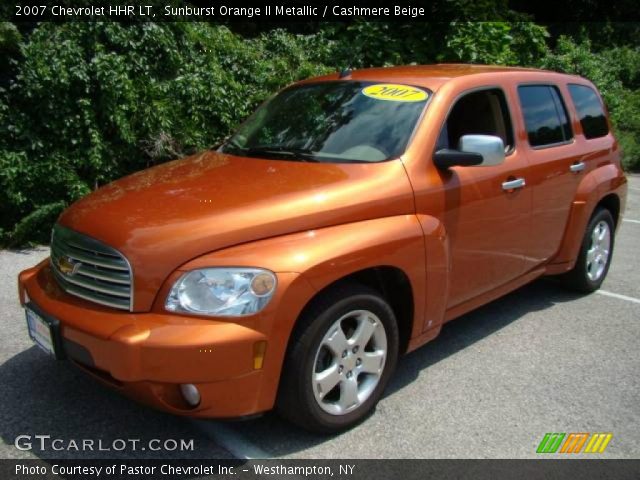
[0,23,330,245]
[540,37,640,170]
[319,21,549,68]
[0,21,638,246]
[440,22,549,65]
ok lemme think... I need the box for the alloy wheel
[312,310,387,415]
[586,220,611,281]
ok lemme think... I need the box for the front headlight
[165,268,277,317]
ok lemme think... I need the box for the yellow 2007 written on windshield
[362,84,428,102]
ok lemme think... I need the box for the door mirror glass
[458,134,505,167]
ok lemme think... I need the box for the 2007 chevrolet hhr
[19,65,627,432]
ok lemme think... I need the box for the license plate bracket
[25,303,65,360]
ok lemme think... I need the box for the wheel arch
[293,266,415,355]
[550,164,626,268]
[183,215,429,413]
[597,193,621,228]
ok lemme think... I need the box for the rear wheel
[277,283,399,433]
[560,208,615,293]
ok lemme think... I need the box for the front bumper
[18,259,314,418]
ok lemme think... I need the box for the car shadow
[386,278,582,397]
[0,346,233,460]
[1,278,585,460]
[215,278,586,455]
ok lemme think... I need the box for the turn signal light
[253,341,267,370]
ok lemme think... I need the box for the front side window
[222,81,430,163]
[436,88,514,152]
[518,85,572,147]
[568,84,609,139]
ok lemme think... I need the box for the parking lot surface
[1,175,638,460]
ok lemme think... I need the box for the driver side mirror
[433,134,505,169]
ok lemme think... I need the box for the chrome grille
[50,224,133,310]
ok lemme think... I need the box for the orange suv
[18,65,627,432]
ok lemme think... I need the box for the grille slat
[65,240,123,259]
[53,267,130,297]
[52,268,131,310]
[76,265,130,285]
[51,250,130,285]
[50,225,133,311]
[51,243,129,271]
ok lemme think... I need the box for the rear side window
[518,85,573,147]
[568,84,609,139]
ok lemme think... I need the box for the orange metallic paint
[57,154,415,311]
[18,65,626,418]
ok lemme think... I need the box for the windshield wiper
[226,144,321,162]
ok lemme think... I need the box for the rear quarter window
[568,84,609,139]
[518,85,573,148]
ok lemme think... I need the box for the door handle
[570,161,586,173]
[502,178,526,191]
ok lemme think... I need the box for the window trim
[549,85,574,142]
[567,82,610,140]
[433,85,517,159]
[517,83,575,151]
[404,85,436,154]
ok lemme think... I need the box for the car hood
[58,151,415,310]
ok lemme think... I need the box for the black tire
[560,208,615,293]
[276,283,399,434]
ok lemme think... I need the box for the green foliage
[0,20,638,246]
[540,37,640,170]
[320,21,549,68]
[0,23,329,245]
[441,22,549,65]
[0,22,21,52]
[8,200,66,246]
[0,22,21,87]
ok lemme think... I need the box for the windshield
[221,81,429,163]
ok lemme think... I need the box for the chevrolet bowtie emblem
[58,256,81,276]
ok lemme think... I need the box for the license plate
[25,307,56,356]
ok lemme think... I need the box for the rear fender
[551,164,627,268]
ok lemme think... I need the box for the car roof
[300,64,585,91]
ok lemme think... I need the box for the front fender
[551,164,627,268]
[181,214,427,320]
[173,215,428,411]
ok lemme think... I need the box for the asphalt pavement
[1,175,638,460]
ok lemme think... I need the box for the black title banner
[2,459,640,480]
[2,459,640,479]
[13,4,434,20]
[5,0,640,22]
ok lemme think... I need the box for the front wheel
[560,208,615,293]
[277,284,399,433]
